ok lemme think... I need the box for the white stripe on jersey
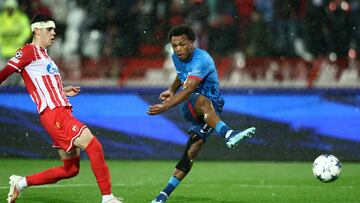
[34,73,59,110]
[30,91,37,104]
[54,75,68,105]
[10,57,19,64]
[43,75,61,107]
[7,63,21,72]
[33,76,49,112]
[45,75,66,106]
[19,44,71,113]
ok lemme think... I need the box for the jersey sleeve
[187,58,210,81]
[0,65,17,84]
[6,45,33,73]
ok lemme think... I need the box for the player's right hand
[159,90,173,103]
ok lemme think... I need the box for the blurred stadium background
[1,0,360,162]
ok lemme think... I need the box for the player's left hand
[147,103,169,115]
[64,86,81,97]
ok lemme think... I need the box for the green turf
[0,159,359,203]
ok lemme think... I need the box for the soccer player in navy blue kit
[147,24,256,203]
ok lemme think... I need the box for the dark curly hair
[168,24,195,42]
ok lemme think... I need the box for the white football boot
[7,175,23,203]
[103,196,124,203]
[225,127,256,148]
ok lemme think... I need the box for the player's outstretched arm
[0,66,17,85]
[148,77,200,115]
[64,86,81,97]
[159,76,182,102]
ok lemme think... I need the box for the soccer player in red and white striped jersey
[1,14,122,203]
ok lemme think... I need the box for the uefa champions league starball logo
[15,51,23,59]
[46,62,59,74]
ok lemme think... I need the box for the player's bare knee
[200,100,214,115]
[73,128,94,149]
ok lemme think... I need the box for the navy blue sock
[215,121,231,137]
[162,176,181,196]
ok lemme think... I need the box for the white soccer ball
[312,154,342,183]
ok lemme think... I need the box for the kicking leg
[7,149,80,203]
[152,133,204,203]
[195,95,256,149]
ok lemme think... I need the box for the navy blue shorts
[180,93,223,141]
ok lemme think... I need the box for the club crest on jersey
[15,50,23,59]
[47,62,59,74]
[72,125,78,132]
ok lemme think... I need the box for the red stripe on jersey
[48,75,64,106]
[32,90,43,113]
[54,75,63,92]
[187,100,199,122]
[43,75,61,107]
[22,71,42,112]
[32,46,40,60]
[54,75,69,105]
[188,75,203,81]
[46,75,66,106]
[35,77,49,112]
[31,91,39,110]
[36,48,45,59]
[41,49,49,59]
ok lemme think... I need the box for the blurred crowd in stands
[0,0,360,87]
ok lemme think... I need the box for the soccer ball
[312,154,342,183]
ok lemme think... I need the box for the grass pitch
[0,159,359,203]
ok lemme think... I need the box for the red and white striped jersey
[6,44,71,113]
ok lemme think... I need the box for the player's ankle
[102,193,115,203]
[18,177,27,191]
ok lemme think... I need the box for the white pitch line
[203,183,356,189]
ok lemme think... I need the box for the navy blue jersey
[172,47,224,108]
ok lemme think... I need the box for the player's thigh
[58,148,80,159]
[180,93,203,122]
[73,128,94,149]
[194,95,215,115]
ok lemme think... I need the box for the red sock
[85,137,112,195]
[26,157,80,186]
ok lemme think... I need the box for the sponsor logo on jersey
[190,68,201,75]
[47,62,59,74]
[15,50,23,59]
